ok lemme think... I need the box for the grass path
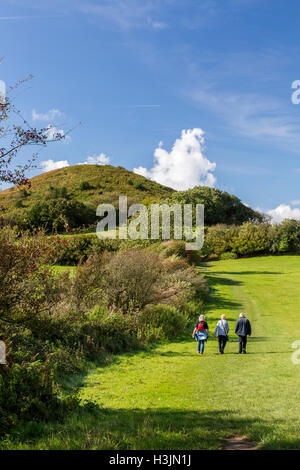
[5,256,300,449]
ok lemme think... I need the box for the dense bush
[138,304,188,342]
[21,200,96,232]
[0,229,208,432]
[14,199,24,208]
[0,360,62,430]
[102,250,162,312]
[52,235,154,265]
[200,220,300,259]
[230,223,270,255]
[203,225,237,256]
[219,252,238,260]
[79,181,92,191]
[170,186,263,225]
[133,180,145,190]
[46,186,68,199]
[160,240,187,259]
[53,234,95,265]
[0,230,69,430]
[68,248,207,313]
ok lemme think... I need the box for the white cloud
[79,153,111,165]
[39,152,110,173]
[32,108,64,122]
[133,128,216,190]
[267,204,300,224]
[40,159,70,173]
[45,125,71,142]
[291,200,300,206]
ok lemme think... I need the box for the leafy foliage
[0,228,208,432]
[201,220,300,258]
[138,304,188,342]
[170,186,263,225]
[22,200,96,232]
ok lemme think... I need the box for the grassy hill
[0,164,174,214]
[0,164,262,230]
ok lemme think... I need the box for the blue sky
[1,0,300,220]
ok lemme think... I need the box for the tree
[25,199,96,232]
[0,228,60,328]
[170,186,263,225]
[0,72,65,186]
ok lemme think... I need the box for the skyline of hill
[0,164,262,228]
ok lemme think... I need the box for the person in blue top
[213,314,229,354]
[192,314,209,355]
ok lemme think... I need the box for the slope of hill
[0,164,262,230]
[0,164,174,214]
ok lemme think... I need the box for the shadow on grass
[10,405,298,450]
[204,276,243,312]
[206,275,242,286]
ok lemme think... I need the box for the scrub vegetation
[2,256,300,450]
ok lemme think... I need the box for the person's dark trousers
[218,336,227,353]
[239,335,247,353]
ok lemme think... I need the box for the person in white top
[213,314,229,354]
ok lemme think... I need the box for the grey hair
[239,312,245,318]
[199,314,205,321]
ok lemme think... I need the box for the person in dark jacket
[235,313,251,354]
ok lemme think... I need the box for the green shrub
[0,360,61,431]
[19,189,29,198]
[82,308,139,354]
[79,181,92,191]
[24,200,96,233]
[54,235,93,265]
[170,186,263,225]
[0,227,209,434]
[161,240,187,259]
[278,220,300,253]
[60,186,68,198]
[230,223,270,255]
[220,252,238,260]
[91,249,162,313]
[204,225,238,256]
[138,304,187,342]
[133,181,145,190]
[14,199,24,208]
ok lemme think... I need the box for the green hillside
[0,164,262,231]
[0,164,174,213]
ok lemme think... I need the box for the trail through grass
[4,256,300,449]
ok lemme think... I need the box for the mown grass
[2,255,300,450]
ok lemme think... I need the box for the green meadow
[3,255,300,450]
